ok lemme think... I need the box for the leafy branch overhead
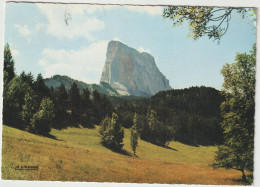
[163,6,255,42]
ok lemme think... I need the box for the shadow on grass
[53,122,96,130]
[230,174,253,186]
[102,144,133,157]
[43,133,63,141]
[142,139,178,151]
[161,144,178,151]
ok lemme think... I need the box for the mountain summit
[100,41,172,97]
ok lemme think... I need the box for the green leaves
[99,112,124,149]
[30,98,55,135]
[163,7,255,42]
[214,44,255,181]
[130,113,139,155]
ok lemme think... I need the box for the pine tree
[148,110,160,144]
[80,88,92,127]
[4,43,15,83]
[68,82,81,125]
[54,83,68,129]
[130,113,139,155]
[34,73,50,100]
[20,71,34,88]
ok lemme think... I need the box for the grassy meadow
[1,124,247,184]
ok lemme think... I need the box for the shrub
[31,98,55,135]
[99,113,124,149]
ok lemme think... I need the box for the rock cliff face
[100,41,172,97]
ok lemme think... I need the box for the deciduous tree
[214,44,255,182]
[99,113,124,149]
[163,7,255,42]
[31,97,55,135]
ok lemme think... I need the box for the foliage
[132,86,224,145]
[34,73,50,101]
[163,7,255,42]
[21,87,39,131]
[30,98,55,135]
[147,110,172,145]
[214,44,255,182]
[130,113,139,155]
[99,113,124,149]
[4,43,15,83]
[53,83,69,129]
[3,76,32,129]
[80,88,93,127]
[68,82,81,124]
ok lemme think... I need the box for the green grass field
[1,125,248,184]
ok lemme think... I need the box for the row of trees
[3,43,114,135]
[116,86,224,145]
[52,82,113,129]
[4,44,55,135]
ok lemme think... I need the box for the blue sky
[4,3,256,90]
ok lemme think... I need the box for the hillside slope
[44,75,120,96]
[2,125,245,184]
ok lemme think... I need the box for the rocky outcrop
[100,41,172,97]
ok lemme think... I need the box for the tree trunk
[241,169,247,182]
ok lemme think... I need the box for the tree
[30,97,55,135]
[34,73,50,101]
[80,88,93,127]
[4,43,15,83]
[130,113,139,155]
[148,109,160,144]
[68,82,81,124]
[20,71,34,88]
[92,90,113,124]
[53,83,69,129]
[21,87,38,131]
[214,44,255,182]
[3,76,31,129]
[163,7,255,42]
[99,113,124,149]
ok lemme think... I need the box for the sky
[4,3,256,90]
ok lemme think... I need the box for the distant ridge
[44,75,120,96]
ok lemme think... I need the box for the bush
[99,113,124,149]
[30,98,55,135]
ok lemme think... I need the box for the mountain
[100,41,172,97]
[44,75,120,96]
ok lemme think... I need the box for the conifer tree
[34,73,50,100]
[54,83,68,129]
[130,113,139,155]
[68,82,81,124]
[4,43,15,83]
[80,88,92,126]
